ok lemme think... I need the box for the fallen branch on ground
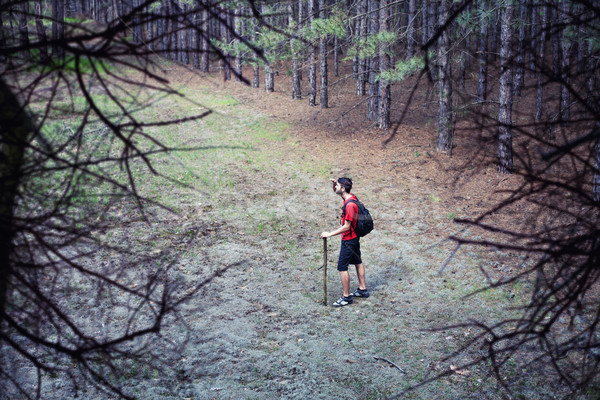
[374,357,406,373]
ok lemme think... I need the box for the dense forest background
[2,0,600,398]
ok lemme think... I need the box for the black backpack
[342,197,374,237]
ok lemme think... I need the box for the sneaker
[332,296,353,307]
[351,288,370,298]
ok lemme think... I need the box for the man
[320,177,369,307]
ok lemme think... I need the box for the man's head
[336,177,353,194]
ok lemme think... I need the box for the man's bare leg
[355,263,366,290]
[339,270,350,297]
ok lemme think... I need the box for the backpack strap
[341,197,358,217]
[341,197,359,234]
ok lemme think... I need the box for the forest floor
[22,58,588,399]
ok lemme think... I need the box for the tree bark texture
[356,0,368,96]
[513,1,527,97]
[169,0,178,60]
[549,6,560,76]
[35,0,50,63]
[319,0,328,108]
[459,18,470,89]
[290,0,301,98]
[421,0,429,48]
[368,0,380,121]
[478,0,488,102]
[192,8,200,69]
[406,0,416,58]
[377,0,391,129]
[0,77,34,323]
[234,8,243,81]
[200,4,210,72]
[222,6,231,80]
[308,0,317,105]
[334,36,339,77]
[437,0,453,153]
[594,131,600,203]
[132,0,142,44]
[535,3,546,121]
[146,1,153,50]
[559,0,571,123]
[489,8,498,63]
[498,2,514,174]
[253,64,260,88]
[265,64,274,92]
[0,10,6,61]
[319,37,328,108]
[19,1,30,59]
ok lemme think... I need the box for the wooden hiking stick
[323,237,327,306]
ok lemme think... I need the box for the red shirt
[341,195,358,240]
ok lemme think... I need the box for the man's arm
[321,219,351,238]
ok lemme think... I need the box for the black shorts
[337,238,362,271]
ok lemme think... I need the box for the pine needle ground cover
[8,62,594,400]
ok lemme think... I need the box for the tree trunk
[352,8,360,79]
[437,0,453,153]
[233,8,242,81]
[377,0,391,129]
[459,15,470,90]
[297,0,304,82]
[290,2,301,98]
[586,39,597,100]
[319,37,328,108]
[262,4,272,90]
[407,0,416,58]
[513,1,527,97]
[19,1,31,60]
[181,3,190,65]
[265,64,274,92]
[0,77,33,321]
[52,0,65,59]
[550,4,560,75]
[147,1,153,50]
[529,0,537,77]
[118,0,125,20]
[477,0,488,102]
[368,0,380,121]
[132,0,142,44]
[489,8,498,63]
[222,7,231,80]
[200,3,209,72]
[65,0,74,17]
[356,0,368,96]
[308,0,317,105]
[192,7,200,69]
[253,28,260,92]
[427,0,436,46]
[319,0,328,108]
[0,9,5,61]
[161,1,169,57]
[169,1,178,61]
[498,2,514,174]
[35,0,50,64]
[535,3,546,121]
[594,129,600,202]
[421,0,429,48]
[333,36,339,77]
[559,0,571,123]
